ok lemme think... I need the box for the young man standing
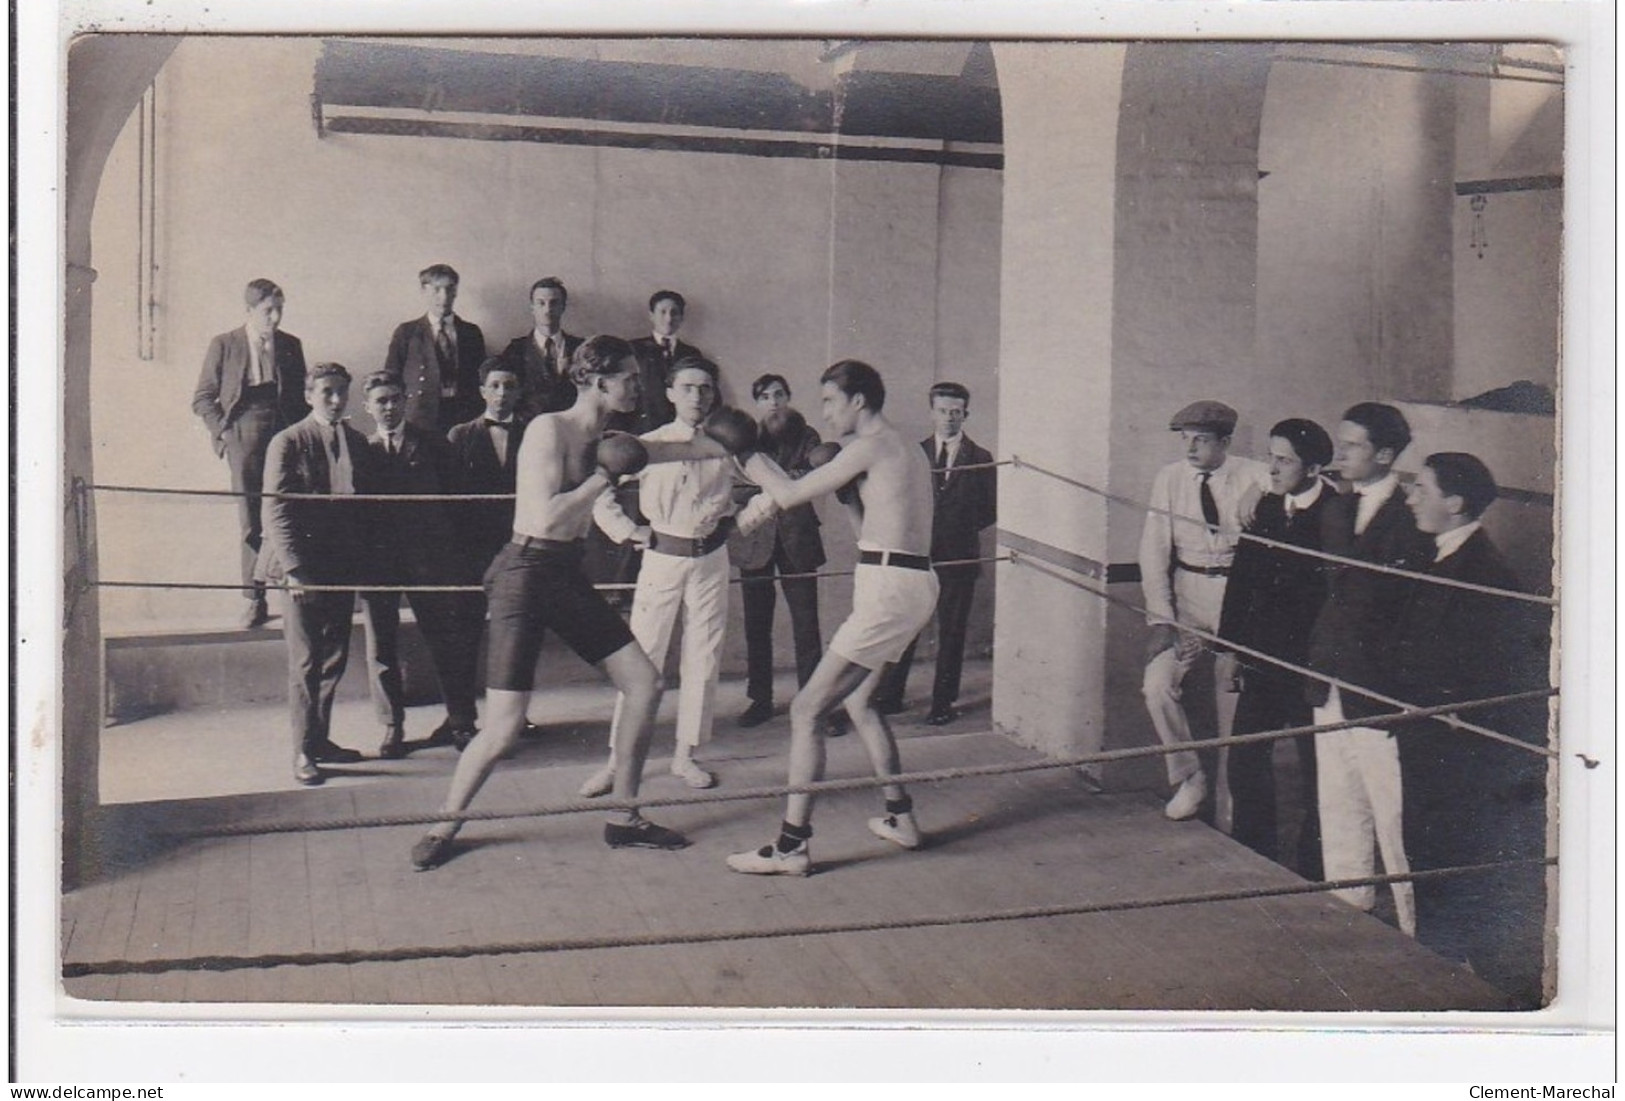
[624,290,703,434]
[409,336,731,871]
[1138,400,1270,822]
[1304,402,1433,935]
[734,373,827,729]
[384,264,488,432]
[725,360,939,876]
[872,381,997,725]
[501,277,581,420]
[579,356,771,795]
[256,363,370,787]
[1216,418,1336,875]
[356,371,484,759]
[192,278,310,629]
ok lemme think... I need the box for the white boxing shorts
[829,556,940,671]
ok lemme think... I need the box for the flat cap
[1169,399,1238,435]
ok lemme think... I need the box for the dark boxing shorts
[484,540,635,692]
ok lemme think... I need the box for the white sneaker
[1164,773,1208,821]
[726,842,811,876]
[867,812,922,850]
[671,758,716,789]
[578,764,616,799]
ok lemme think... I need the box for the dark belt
[859,549,932,571]
[1174,558,1230,577]
[649,527,731,558]
[510,534,582,554]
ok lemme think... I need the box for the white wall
[90,38,1004,660]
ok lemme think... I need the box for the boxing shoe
[726,841,811,877]
[1164,772,1208,821]
[410,834,456,872]
[605,817,690,850]
[578,764,616,798]
[293,754,324,787]
[867,811,923,850]
[671,758,716,789]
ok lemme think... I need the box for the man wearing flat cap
[1138,399,1270,822]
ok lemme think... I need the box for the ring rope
[60,856,1554,979]
[92,555,1015,595]
[1010,551,1556,758]
[161,690,1554,842]
[1010,455,1557,607]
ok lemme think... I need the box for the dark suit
[192,326,310,595]
[383,314,488,432]
[255,415,371,757]
[501,330,582,420]
[618,335,700,434]
[358,425,483,730]
[1387,528,1551,1007]
[446,414,528,574]
[733,412,827,704]
[876,433,998,712]
[1217,485,1333,875]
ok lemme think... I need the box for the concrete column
[990,44,1125,763]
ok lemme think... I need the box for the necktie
[329,425,342,462]
[935,442,949,490]
[259,336,274,385]
[1198,472,1220,530]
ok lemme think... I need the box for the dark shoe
[378,726,407,760]
[308,741,365,764]
[520,721,547,739]
[605,818,690,850]
[737,700,774,728]
[925,706,957,727]
[410,834,456,872]
[451,726,476,752]
[239,598,271,630]
[872,697,906,716]
[425,719,460,747]
[293,755,324,786]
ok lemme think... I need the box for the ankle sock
[776,820,813,853]
[885,795,913,816]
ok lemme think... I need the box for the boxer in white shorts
[716,359,942,876]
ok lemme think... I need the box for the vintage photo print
[16,0,1614,1082]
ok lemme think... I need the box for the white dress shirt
[1433,519,1482,563]
[1284,478,1326,517]
[594,418,739,542]
[247,325,275,387]
[932,433,964,481]
[1353,471,1400,536]
[1138,454,1271,622]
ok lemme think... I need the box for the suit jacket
[729,411,826,573]
[362,424,460,585]
[924,434,997,571]
[255,416,374,586]
[1218,485,1333,679]
[501,330,582,420]
[192,326,310,442]
[615,335,701,434]
[384,315,488,432]
[446,413,528,572]
[1304,484,1435,716]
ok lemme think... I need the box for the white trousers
[608,545,730,754]
[1143,570,1235,786]
[1314,688,1416,935]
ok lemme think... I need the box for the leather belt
[1174,558,1230,577]
[859,549,932,571]
[510,535,582,553]
[649,527,730,558]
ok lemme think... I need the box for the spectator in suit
[383,264,488,433]
[1216,418,1335,876]
[191,278,310,629]
[446,358,528,579]
[255,363,369,787]
[1305,402,1434,935]
[873,382,997,726]
[501,276,581,420]
[355,372,485,759]
[1389,452,1551,1006]
[733,374,828,728]
[622,290,700,434]
[1136,400,1271,822]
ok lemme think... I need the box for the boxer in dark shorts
[484,538,633,690]
[410,335,737,872]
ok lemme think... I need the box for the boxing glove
[703,406,760,455]
[596,432,649,479]
[806,441,842,468]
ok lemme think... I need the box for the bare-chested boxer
[722,359,940,875]
[409,335,728,871]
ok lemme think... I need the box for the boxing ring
[62,455,1559,1011]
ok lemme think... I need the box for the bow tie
[484,418,511,429]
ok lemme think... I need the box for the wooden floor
[64,674,1518,1012]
